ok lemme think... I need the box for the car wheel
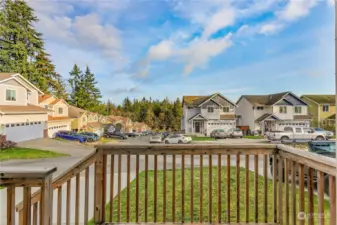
[178,140,183,144]
[281,136,289,143]
[165,140,169,144]
[316,136,324,141]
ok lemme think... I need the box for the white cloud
[202,5,236,38]
[277,0,319,22]
[148,40,174,61]
[259,23,284,35]
[327,0,335,6]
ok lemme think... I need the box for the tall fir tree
[68,64,85,107]
[83,66,102,112]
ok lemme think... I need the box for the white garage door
[5,122,44,142]
[48,124,69,138]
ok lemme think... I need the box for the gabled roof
[68,105,88,118]
[238,92,307,106]
[0,73,44,94]
[255,114,281,123]
[87,122,102,128]
[188,113,207,121]
[38,94,53,104]
[325,114,336,120]
[301,95,335,105]
[183,93,236,107]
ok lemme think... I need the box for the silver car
[149,135,163,143]
[227,128,243,138]
[214,129,227,139]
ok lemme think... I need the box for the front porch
[1,144,335,225]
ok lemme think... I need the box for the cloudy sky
[28,0,335,104]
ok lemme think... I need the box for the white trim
[300,96,320,105]
[198,93,237,107]
[12,74,44,94]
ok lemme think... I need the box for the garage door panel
[5,123,44,142]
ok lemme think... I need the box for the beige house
[0,73,49,142]
[87,112,104,135]
[38,95,72,138]
[69,106,89,132]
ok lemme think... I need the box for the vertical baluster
[75,174,80,225]
[126,154,131,222]
[172,154,176,222]
[190,154,194,222]
[208,154,212,222]
[299,164,304,225]
[329,175,336,225]
[317,171,325,225]
[308,167,314,225]
[236,154,240,223]
[226,155,231,223]
[263,155,268,223]
[109,155,114,222]
[291,161,297,225]
[278,156,284,225]
[246,155,250,223]
[273,154,277,223]
[182,154,185,222]
[117,154,122,222]
[84,167,89,225]
[145,154,148,222]
[32,203,38,225]
[66,179,71,225]
[136,154,140,223]
[40,175,52,225]
[285,158,290,225]
[23,187,31,225]
[254,155,259,223]
[199,154,203,223]
[163,154,167,222]
[217,154,221,223]
[102,155,107,221]
[6,187,16,225]
[57,186,62,225]
[154,154,158,222]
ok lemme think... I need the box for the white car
[149,135,162,143]
[164,134,192,144]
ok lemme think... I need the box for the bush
[0,135,17,150]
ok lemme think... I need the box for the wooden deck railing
[0,144,336,225]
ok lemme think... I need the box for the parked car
[55,131,87,143]
[164,134,192,144]
[214,129,227,139]
[313,127,334,139]
[80,132,100,142]
[149,135,163,143]
[270,141,335,195]
[103,132,128,140]
[127,133,137,138]
[227,128,243,138]
[210,129,223,138]
[162,132,170,139]
[267,127,326,142]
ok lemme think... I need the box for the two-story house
[69,106,89,132]
[0,73,49,142]
[87,112,104,135]
[181,93,237,136]
[38,95,72,138]
[300,95,335,126]
[236,92,311,133]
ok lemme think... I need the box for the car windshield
[234,128,241,132]
[314,128,324,131]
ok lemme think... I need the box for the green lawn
[0,147,69,161]
[244,136,265,139]
[91,167,330,224]
[191,136,215,141]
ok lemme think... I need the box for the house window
[294,106,302,114]
[208,107,214,113]
[83,117,86,122]
[6,89,16,101]
[279,106,287,114]
[223,107,229,113]
[257,106,264,110]
[323,105,329,112]
[44,105,48,109]
[58,107,63,114]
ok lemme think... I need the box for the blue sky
[28,0,335,104]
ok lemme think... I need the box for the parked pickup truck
[266,127,326,142]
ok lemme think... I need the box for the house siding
[236,97,255,129]
[0,84,27,106]
[52,102,69,117]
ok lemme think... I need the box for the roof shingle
[301,95,335,105]
[240,92,289,106]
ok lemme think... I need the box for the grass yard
[244,136,265,139]
[0,147,69,161]
[191,136,215,141]
[91,167,330,224]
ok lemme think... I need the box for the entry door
[195,122,200,133]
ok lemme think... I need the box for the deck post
[94,148,105,224]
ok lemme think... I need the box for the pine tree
[68,64,85,107]
[0,0,43,77]
[83,66,102,111]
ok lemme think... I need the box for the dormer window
[208,107,214,113]
[223,107,229,113]
[6,89,16,101]
[58,107,63,114]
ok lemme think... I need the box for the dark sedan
[103,132,128,140]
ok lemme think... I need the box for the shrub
[0,138,17,150]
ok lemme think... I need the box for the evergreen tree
[68,64,85,107]
[83,66,102,111]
